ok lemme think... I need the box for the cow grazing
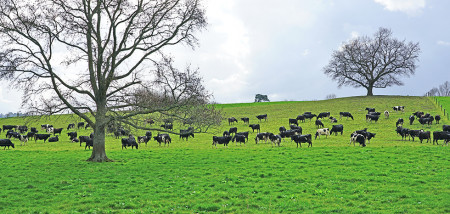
[240,117,250,124]
[329,117,338,123]
[317,112,330,119]
[179,132,194,141]
[291,134,312,148]
[84,138,94,150]
[223,131,230,137]
[52,128,63,136]
[67,123,75,130]
[67,132,77,141]
[154,134,171,146]
[418,131,431,143]
[19,135,28,146]
[296,115,306,123]
[289,118,298,126]
[393,106,405,112]
[315,119,324,128]
[396,118,404,126]
[350,133,366,147]
[384,110,389,119]
[433,131,450,145]
[232,134,246,145]
[256,114,268,122]
[77,122,85,129]
[41,124,53,130]
[34,134,51,143]
[236,132,249,142]
[160,124,173,131]
[228,117,238,125]
[330,124,344,136]
[303,113,317,121]
[315,128,330,139]
[229,127,238,135]
[3,125,15,131]
[366,114,379,123]
[255,132,271,144]
[435,115,441,124]
[212,136,232,148]
[269,133,282,147]
[339,112,354,120]
[408,130,422,141]
[122,136,138,149]
[48,136,59,142]
[365,107,375,113]
[289,125,302,134]
[279,126,287,133]
[249,124,261,133]
[444,125,450,132]
[0,139,15,149]
[79,136,91,146]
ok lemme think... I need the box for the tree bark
[366,85,374,96]
[87,102,112,162]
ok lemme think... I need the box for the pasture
[0,96,449,213]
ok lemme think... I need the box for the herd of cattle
[0,105,449,150]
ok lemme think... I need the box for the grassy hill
[0,96,449,213]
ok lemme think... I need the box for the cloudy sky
[1,0,449,113]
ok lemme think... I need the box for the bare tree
[438,81,450,96]
[325,94,336,100]
[323,28,420,96]
[0,0,221,162]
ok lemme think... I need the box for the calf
[67,123,75,130]
[384,110,389,119]
[418,131,431,143]
[396,118,404,126]
[296,115,306,123]
[241,117,250,124]
[330,124,344,136]
[268,133,282,147]
[365,107,375,113]
[350,133,366,147]
[228,117,238,125]
[317,112,330,119]
[315,128,330,139]
[289,125,302,134]
[34,134,51,143]
[229,127,238,135]
[291,134,312,148]
[77,122,85,129]
[435,115,441,124]
[48,136,59,142]
[366,114,379,123]
[315,119,324,128]
[0,139,15,149]
[67,132,77,141]
[255,132,271,144]
[339,112,354,120]
[212,136,232,148]
[52,128,63,136]
[289,118,298,126]
[256,114,268,122]
[409,115,415,125]
[249,124,260,133]
[160,124,173,130]
[232,134,246,145]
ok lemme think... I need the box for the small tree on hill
[255,94,270,102]
[323,28,420,96]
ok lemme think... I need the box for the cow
[6,130,20,139]
[409,115,415,125]
[48,136,59,142]
[315,128,330,139]
[137,136,151,145]
[279,126,287,133]
[408,130,422,141]
[418,131,431,143]
[77,122,85,129]
[435,115,441,124]
[296,115,306,123]
[413,111,424,118]
[212,136,232,148]
[0,139,15,149]
[396,126,409,140]
[396,118,404,126]
[19,135,28,146]
[289,118,298,126]
[232,134,247,145]
[160,124,173,131]
[27,132,36,141]
[256,114,268,122]
[79,136,91,146]
[229,127,238,135]
[433,131,450,145]
[315,119,324,128]
[444,125,450,132]
[268,133,282,147]
[122,136,138,149]
[241,117,250,124]
[179,132,194,141]
[236,132,249,142]
[84,138,93,150]
[366,114,379,123]
[350,133,366,147]
[34,134,51,143]
[255,132,271,144]
[384,110,389,119]
[67,123,75,130]
[339,112,354,120]
[303,113,317,121]
[18,126,28,134]
[393,106,405,112]
[291,134,312,148]
[46,127,54,133]
[2,125,15,131]
[52,128,63,136]
[279,130,300,140]
[418,117,434,126]
[365,107,375,113]
[330,124,344,136]
[329,117,338,123]
[30,127,38,133]
[154,134,171,146]
[68,132,77,141]
[289,125,302,134]
[228,117,238,125]
[223,131,230,137]
[249,124,260,133]
[317,112,330,119]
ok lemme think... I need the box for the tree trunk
[366,85,374,96]
[87,104,112,162]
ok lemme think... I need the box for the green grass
[0,96,449,213]
[434,96,450,120]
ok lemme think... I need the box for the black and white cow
[396,118,404,126]
[384,110,389,119]
[366,114,379,123]
[18,126,28,134]
[269,133,282,147]
[68,132,78,141]
[223,131,230,137]
[279,130,300,140]
[256,114,268,122]
[329,117,338,123]
[67,123,75,130]
[339,112,354,120]
[350,133,366,147]
[413,111,424,118]
[289,125,303,134]
[443,125,450,132]
[409,115,415,125]
[249,124,261,133]
[229,127,238,135]
[315,128,330,139]
[330,124,344,136]
[236,132,249,142]
[154,134,171,146]
[122,136,138,149]
[393,106,405,112]
[255,132,272,144]
[279,126,287,133]
[291,134,312,147]
[317,112,330,119]
[418,116,434,126]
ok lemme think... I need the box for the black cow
[408,130,422,141]
[3,125,15,131]
[296,115,306,123]
[256,114,268,122]
[280,130,300,140]
[137,136,151,145]
[232,134,247,145]
[444,125,450,132]
[395,126,409,140]
[279,126,287,132]
[236,132,249,142]
[79,136,91,146]
[160,124,173,131]
[18,126,28,134]
[6,130,20,139]
[418,117,434,126]
[48,136,59,142]
[435,115,441,124]
[409,115,415,125]
[52,128,63,136]
[77,122,85,129]
[154,134,171,146]
[122,136,138,149]
[433,131,450,145]
[317,112,330,119]
[303,113,317,121]
[289,118,298,126]
[255,132,271,144]
[291,134,312,148]
[212,136,232,148]
[0,139,15,149]
[68,132,77,141]
[84,138,94,150]
[27,132,36,141]
[146,131,152,138]
[30,127,38,133]
[365,107,375,113]
[228,117,238,125]
[366,114,379,122]
[223,131,230,137]
[413,111,424,118]
[35,134,51,143]
[289,125,302,134]
[241,117,250,124]
[67,123,75,130]
[350,133,366,147]
[418,131,431,143]
[315,119,324,128]
[180,132,194,141]
[229,127,238,135]
[249,124,260,133]
[339,112,354,120]
[368,112,381,116]
[396,118,404,126]
[330,124,344,136]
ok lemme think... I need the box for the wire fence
[432,96,449,121]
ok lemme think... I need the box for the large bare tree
[323,28,420,96]
[0,0,222,162]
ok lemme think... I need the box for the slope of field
[434,96,450,120]
[0,96,449,213]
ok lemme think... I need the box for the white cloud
[374,0,426,15]
[437,40,450,46]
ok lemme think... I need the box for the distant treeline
[0,112,28,118]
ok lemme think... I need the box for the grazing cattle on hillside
[418,131,431,143]
[365,107,375,113]
[160,124,173,131]
[232,134,247,145]
[339,112,354,120]
[67,123,75,130]
[269,133,282,147]
[317,112,330,119]
[255,132,271,144]
[67,132,77,141]
[409,115,415,125]
[418,116,434,126]
[122,136,138,149]
[154,134,171,146]
[229,127,238,135]
[350,133,366,147]
[228,117,238,125]
[279,126,287,133]
[408,130,422,141]
[279,130,299,140]
[222,131,230,137]
[396,118,404,126]
[291,134,312,148]
[52,128,63,136]
[303,113,317,121]
[412,111,424,118]
[289,125,302,134]
[443,125,450,132]
[256,114,268,122]
[393,106,405,112]
[249,124,261,133]
[432,131,450,145]
[315,128,330,139]
[289,118,298,126]
[329,117,338,123]
[79,136,91,146]
[241,117,250,124]
[315,120,324,128]
[212,136,232,148]
[330,124,344,136]
[18,126,28,134]
[366,114,379,123]
[296,115,306,123]
[396,126,409,140]
[0,139,15,149]
[77,122,85,129]
[384,110,389,119]
[34,134,51,143]
[48,136,59,142]
[435,115,441,124]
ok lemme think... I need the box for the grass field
[0,96,449,213]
